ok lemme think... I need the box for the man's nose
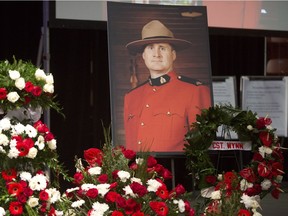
[153,48,161,57]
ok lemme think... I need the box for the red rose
[84,148,103,166]
[132,211,145,216]
[129,162,138,170]
[174,184,186,195]
[98,174,108,183]
[86,188,98,199]
[259,131,273,147]
[45,132,54,141]
[24,96,31,104]
[130,182,148,197]
[256,117,272,129]
[9,201,23,215]
[123,149,136,160]
[239,168,256,183]
[34,121,49,133]
[31,85,42,97]
[205,175,217,185]
[160,168,172,180]
[0,87,7,100]
[125,198,141,215]
[149,201,169,216]
[238,209,251,216]
[39,190,49,201]
[25,81,34,92]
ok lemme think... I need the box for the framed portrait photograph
[107,2,213,155]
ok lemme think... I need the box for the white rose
[45,73,54,84]
[7,92,20,103]
[47,139,57,150]
[35,68,46,80]
[9,70,20,80]
[43,83,54,93]
[15,77,25,90]
[27,197,39,207]
[27,147,38,159]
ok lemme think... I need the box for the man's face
[142,43,176,76]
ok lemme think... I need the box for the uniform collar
[148,72,174,86]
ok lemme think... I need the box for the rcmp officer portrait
[124,20,212,153]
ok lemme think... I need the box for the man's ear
[172,50,176,61]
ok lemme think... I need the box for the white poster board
[212,76,237,107]
[212,76,238,139]
[241,76,288,137]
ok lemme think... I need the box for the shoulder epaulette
[177,75,205,86]
[127,80,149,93]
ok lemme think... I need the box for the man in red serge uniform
[124,20,211,152]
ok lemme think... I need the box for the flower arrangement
[60,133,195,216]
[0,117,65,175]
[0,58,61,114]
[0,168,64,216]
[184,105,285,215]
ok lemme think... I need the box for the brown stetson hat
[126,20,193,55]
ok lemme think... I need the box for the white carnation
[0,118,11,130]
[147,179,162,192]
[47,188,61,203]
[123,185,136,198]
[92,202,109,215]
[7,92,20,103]
[117,170,130,182]
[88,167,102,176]
[20,171,32,181]
[261,179,272,190]
[131,177,142,184]
[95,183,110,197]
[0,206,5,216]
[240,179,253,191]
[9,70,20,80]
[25,124,38,138]
[71,199,85,208]
[240,194,261,209]
[13,123,25,134]
[0,134,9,146]
[177,199,185,213]
[8,147,20,158]
[15,77,25,90]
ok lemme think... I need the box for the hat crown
[142,20,174,40]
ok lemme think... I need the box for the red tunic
[124,71,211,153]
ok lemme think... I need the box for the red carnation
[205,175,217,185]
[0,87,7,100]
[34,121,49,133]
[105,191,120,203]
[45,132,54,141]
[149,201,169,216]
[73,172,84,185]
[130,182,148,197]
[238,209,251,216]
[123,149,136,160]
[174,184,186,195]
[132,211,145,216]
[147,156,157,168]
[160,168,172,180]
[98,174,108,183]
[84,148,103,166]
[111,211,124,216]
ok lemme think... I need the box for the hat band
[143,36,173,40]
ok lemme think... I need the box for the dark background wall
[0,1,270,190]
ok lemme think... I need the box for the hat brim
[126,38,193,55]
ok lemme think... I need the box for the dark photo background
[2,1,281,191]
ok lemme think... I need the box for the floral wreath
[184,105,285,215]
[0,58,62,115]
